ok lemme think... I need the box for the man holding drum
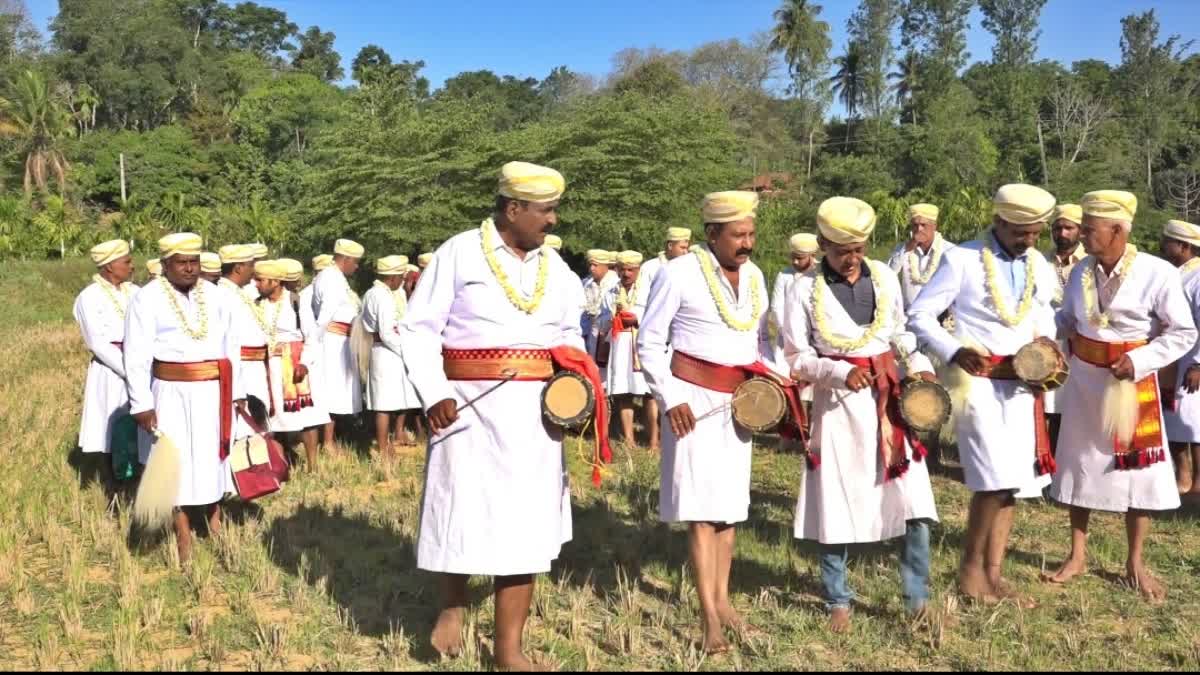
[909,184,1061,606]
[1159,219,1200,495]
[1046,191,1195,601]
[639,191,794,654]
[598,250,660,449]
[400,161,605,670]
[783,197,939,631]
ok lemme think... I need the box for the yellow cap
[817,197,876,245]
[376,255,409,275]
[993,184,1056,225]
[158,233,202,259]
[90,239,130,267]
[1053,203,1083,225]
[218,244,256,264]
[701,191,759,224]
[250,243,268,259]
[543,234,563,250]
[908,203,939,223]
[1081,190,1137,223]
[417,253,434,268]
[200,252,221,273]
[404,264,419,275]
[666,226,693,242]
[616,251,644,266]
[146,258,162,276]
[334,239,364,258]
[1164,220,1200,248]
[498,161,565,203]
[254,259,288,281]
[312,254,334,272]
[278,258,304,282]
[789,233,819,254]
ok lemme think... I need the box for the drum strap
[1069,334,1164,470]
[981,355,1056,477]
[823,352,923,481]
[548,346,613,487]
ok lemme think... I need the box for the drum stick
[456,369,518,412]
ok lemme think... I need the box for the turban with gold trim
[1082,190,1137,223]
[158,233,202,259]
[701,191,759,224]
[789,233,819,254]
[498,161,565,203]
[376,255,408,275]
[334,239,364,258]
[993,184,1056,225]
[817,197,876,245]
[90,239,130,267]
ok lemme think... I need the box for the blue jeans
[819,520,931,612]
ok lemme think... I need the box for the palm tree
[889,50,920,125]
[770,0,833,179]
[829,44,865,143]
[0,70,72,197]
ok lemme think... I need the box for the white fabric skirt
[659,379,752,525]
[605,331,650,396]
[137,379,232,507]
[1164,369,1200,443]
[78,359,129,454]
[955,375,1049,496]
[321,334,362,415]
[417,379,571,576]
[367,344,421,412]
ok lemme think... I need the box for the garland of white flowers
[981,245,1039,327]
[1083,244,1137,328]
[373,279,407,322]
[907,235,944,286]
[481,218,549,314]
[1180,257,1200,276]
[811,260,891,353]
[159,275,208,340]
[695,247,762,332]
[93,274,133,319]
[616,276,643,310]
[254,295,284,352]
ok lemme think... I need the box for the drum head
[900,381,951,433]
[542,372,595,428]
[732,378,787,433]
[1013,341,1060,384]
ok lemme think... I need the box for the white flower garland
[1083,244,1137,329]
[93,274,133,319]
[480,218,549,314]
[373,279,407,322]
[980,244,1039,327]
[159,276,208,340]
[616,276,643,310]
[695,247,762,332]
[811,260,891,353]
[907,235,944,286]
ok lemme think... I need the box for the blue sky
[24,0,1200,91]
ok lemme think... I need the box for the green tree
[0,69,72,196]
[906,82,998,195]
[292,26,343,83]
[351,44,391,85]
[769,0,833,180]
[829,43,865,142]
[900,0,973,113]
[847,0,899,122]
[889,49,920,123]
[233,72,344,158]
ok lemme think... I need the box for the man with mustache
[888,203,955,309]
[1046,191,1194,602]
[598,250,658,449]
[1044,203,1088,447]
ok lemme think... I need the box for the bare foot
[829,607,852,634]
[702,616,731,655]
[958,566,1000,604]
[1125,566,1167,603]
[495,649,536,672]
[430,608,464,658]
[992,581,1038,609]
[1041,556,1086,585]
[718,602,761,639]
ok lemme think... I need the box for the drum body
[1013,340,1069,392]
[899,380,952,433]
[541,371,596,429]
[731,377,788,433]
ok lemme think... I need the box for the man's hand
[845,366,873,391]
[1110,355,1136,381]
[916,371,937,383]
[667,403,697,438]
[904,238,918,252]
[293,364,309,383]
[132,409,157,433]
[953,347,990,376]
[1185,366,1200,394]
[428,399,459,434]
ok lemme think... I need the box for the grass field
[4,258,1200,671]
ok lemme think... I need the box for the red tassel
[806,453,821,471]
[886,460,911,481]
[591,466,602,487]
[910,438,928,463]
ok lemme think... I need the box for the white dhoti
[418,379,571,576]
[367,343,420,411]
[78,359,129,454]
[795,383,938,545]
[659,379,752,525]
[1164,370,1200,443]
[605,330,650,396]
[955,375,1052,497]
[137,379,232,507]
[237,358,271,438]
[321,333,362,415]
[1050,357,1181,513]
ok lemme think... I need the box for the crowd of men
[73,160,1200,669]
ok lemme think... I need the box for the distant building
[739,172,794,196]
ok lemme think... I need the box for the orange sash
[241,344,275,417]
[152,359,234,460]
[1070,334,1165,470]
[327,321,352,336]
[823,352,924,481]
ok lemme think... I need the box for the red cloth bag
[230,409,290,501]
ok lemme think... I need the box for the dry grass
[4,258,1200,670]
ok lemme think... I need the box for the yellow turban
[1081,190,1137,223]
[666,226,693,242]
[789,233,819,254]
[200,252,221,273]
[417,253,434,268]
[701,191,759,224]
[334,238,364,258]
[254,259,287,281]
[279,258,304,282]
[404,264,419,275]
[146,258,162,276]
[817,197,877,245]
[544,234,563,250]
[250,243,268,259]
[498,161,565,203]
[89,239,130,267]
[616,250,644,266]
[908,203,939,223]
[586,249,608,264]
[1164,220,1200,248]
[1053,203,1083,225]
[376,255,408,275]
[312,254,334,272]
[158,232,202,259]
[218,244,256,264]
[993,184,1056,225]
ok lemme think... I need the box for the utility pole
[119,153,127,204]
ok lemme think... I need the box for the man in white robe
[400,162,602,670]
[271,258,327,468]
[217,244,272,435]
[888,204,955,309]
[1047,192,1196,601]
[199,252,221,284]
[581,249,618,360]
[598,251,658,449]
[638,226,694,291]
[125,233,243,564]
[785,197,939,631]
[909,184,1060,605]
[74,240,139,486]
[362,255,422,460]
[771,233,818,377]
[1159,220,1200,494]
[1043,204,1088,444]
[311,239,365,441]
[639,191,792,655]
